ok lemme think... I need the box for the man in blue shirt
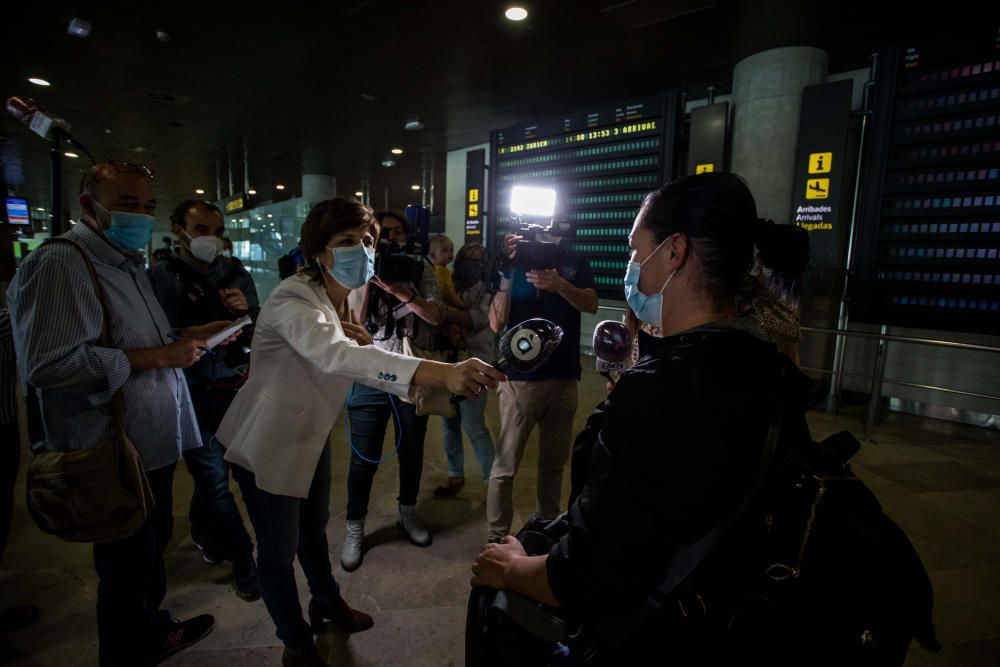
[148,199,260,601]
[486,232,598,539]
[7,161,227,665]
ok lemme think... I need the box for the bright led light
[391,147,403,155]
[510,185,556,217]
[411,185,421,190]
[267,213,273,218]
[247,188,257,195]
[354,191,364,197]
[36,207,45,211]
[63,152,79,158]
[505,7,528,21]
[195,188,205,194]
[28,77,51,86]
[275,184,285,190]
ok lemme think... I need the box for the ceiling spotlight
[391,147,403,155]
[247,189,257,195]
[505,6,528,21]
[28,77,51,87]
[267,213,273,218]
[360,93,377,103]
[404,119,424,131]
[67,18,92,38]
[104,128,113,134]
[275,184,286,190]
[381,159,396,168]
[156,30,170,42]
[36,207,45,211]
[63,152,79,158]
[195,188,205,194]
[354,191,363,197]
[411,185,421,191]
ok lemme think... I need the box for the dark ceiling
[1,0,992,227]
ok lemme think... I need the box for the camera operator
[340,210,444,571]
[486,229,598,540]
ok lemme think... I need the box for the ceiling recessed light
[354,191,364,197]
[104,128,113,134]
[267,213,273,218]
[156,30,170,42]
[411,185,421,190]
[381,159,396,168]
[391,147,403,155]
[275,184,286,190]
[36,207,45,211]
[505,7,528,21]
[63,151,79,158]
[28,77,51,87]
[195,188,205,194]
[247,189,257,195]
[67,18,92,38]
[360,93,377,103]
[404,119,424,131]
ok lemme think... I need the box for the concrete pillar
[731,46,828,224]
[302,174,337,205]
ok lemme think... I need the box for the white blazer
[218,274,421,498]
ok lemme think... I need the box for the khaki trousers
[486,378,578,536]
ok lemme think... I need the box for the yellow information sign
[695,163,714,174]
[468,189,479,203]
[468,203,479,218]
[806,178,830,199]
[808,152,832,174]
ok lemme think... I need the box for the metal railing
[800,326,1000,440]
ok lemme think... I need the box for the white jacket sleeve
[268,287,421,396]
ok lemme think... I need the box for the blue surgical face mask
[624,237,676,328]
[93,200,154,251]
[326,242,375,289]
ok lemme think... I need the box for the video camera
[508,185,571,272]
[374,238,426,284]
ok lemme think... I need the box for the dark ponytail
[754,218,810,301]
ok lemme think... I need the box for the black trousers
[0,419,19,562]
[93,462,177,666]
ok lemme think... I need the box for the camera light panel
[510,186,557,218]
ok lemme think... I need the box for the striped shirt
[5,221,202,471]
[0,307,16,424]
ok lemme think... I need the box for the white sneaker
[341,519,365,571]
[397,504,432,547]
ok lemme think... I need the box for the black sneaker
[191,538,223,566]
[233,553,261,601]
[151,614,214,663]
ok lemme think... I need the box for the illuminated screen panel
[489,94,679,299]
[855,43,1000,334]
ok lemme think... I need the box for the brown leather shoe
[433,476,465,498]
[308,595,374,634]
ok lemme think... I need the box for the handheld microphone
[450,318,564,404]
[6,96,71,139]
[592,320,631,379]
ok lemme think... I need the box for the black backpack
[466,431,940,666]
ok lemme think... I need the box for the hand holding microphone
[450,318,564,404]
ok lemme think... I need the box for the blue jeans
[231,442,340,654]
[441,392,495,481]
[94,463,176,666]
[184,384,253,560]
[346,383,427,521]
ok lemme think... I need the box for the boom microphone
[6,96,71,139]
[592,320,631,379]
[451,318,564,404]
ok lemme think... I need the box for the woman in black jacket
[471,173,812,663]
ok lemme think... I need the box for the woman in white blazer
[216,198,504,667]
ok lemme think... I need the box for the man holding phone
[148,199,261,601]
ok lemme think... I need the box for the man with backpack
[148,199,260,600]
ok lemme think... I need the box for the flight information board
[854,40,1000,334]
[489,94,679,299]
